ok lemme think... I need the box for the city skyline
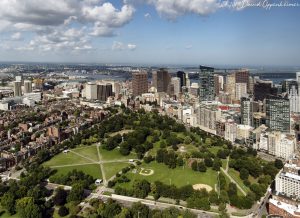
[0,0,299,66]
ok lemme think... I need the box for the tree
[240,168,249,180]
[213,158,222,171]
[177,157,184,166]
[58,206,69,217]
[16,197,42,218]
[191,161,198,171]
[198,162,207,172]
[1,192,15,214]
[67,183,84,203]
[130,202,149,218]
[275,159,284,169]
[101,199,122,217]
[204,157,213,167]
[53,187,68,206]
[133,180,151,198]
[184,136,193,144]
[228,183,237,197]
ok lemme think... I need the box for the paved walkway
[97,143,107,185]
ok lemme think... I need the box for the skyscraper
[225,73,235,102]
[297,72,300,84]
[235,83,247,101]
[235,70,249,84]
[288,85,300,113]
[13,81,22,96]
[176,71,186,89]
[152,68,170,93]
[241,97,253,126]
[199,65,215,101]
[132,71,148,96]
[171,77,181,97]
[85,82,97,100]
[254,81,277,101]
[97,83,113,101]
[23,80,32,93]
[266,95,290,132]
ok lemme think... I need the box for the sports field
[119,162,217,189]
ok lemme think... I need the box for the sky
[0,0,299,66]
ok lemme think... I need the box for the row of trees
[86,198,196,218]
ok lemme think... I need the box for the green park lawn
[53,164,102,179]
[43,151,92,167]
[119,162,218,189]
[103,162,131,180]
[99,147,136,161]
[72,145,99,162]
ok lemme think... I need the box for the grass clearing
[43,151,92,167]
[99,147,136,161]
[72,145,99,162]
[53,164,102,179]
[103,162,131,180]
[118,162,218,189]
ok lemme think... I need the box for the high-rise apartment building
[235,83,247,101]
[241,97,253,126]
[225,74,235,102]
[266,95,290,132]
[199,65,215,101]
[13,81,22,97]
[132,71,148,96]
[23,80,32,93]
[152,69,170,93]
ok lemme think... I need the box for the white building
[297,72,300,84]
[275,160,300,199]
[23,80,32,93]
[85,82,97,100]
[288,85,300,113]
[236,125,253,140]
[171,77,181,97]
[23,92,42,102]
[276,135,296,160]
[257,131,296,160]
[225,120,237,143]
[197,104,221,134]
[235,83,247,101]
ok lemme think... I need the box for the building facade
[132,71,148,96]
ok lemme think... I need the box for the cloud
[0,0,135,52]
[128,44,137,50]
[11,32,22,40]
[185,44,192,49]
[144,13,151,19]
[112,41,137,51]
[125,0,256,19]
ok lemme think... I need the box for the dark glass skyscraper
[199,65,215,101]
[152,68,170,93]
[176,71,186,89]
[266,95,290,132]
